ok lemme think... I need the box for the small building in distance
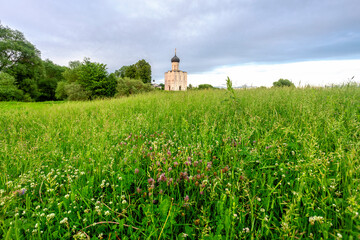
[165,49,187,91]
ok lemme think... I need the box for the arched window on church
[179,86,181,90]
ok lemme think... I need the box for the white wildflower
[60,217,68,224]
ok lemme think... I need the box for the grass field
[0,86,359,239]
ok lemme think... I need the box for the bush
[64,82,90,101]
[198,84,215,89]
[115,77,153,97]
[0,72,24,101]
[273,79,295,87]
[55,81,67,100]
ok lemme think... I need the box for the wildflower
[100,180,106,188]
[337,233,342,239]
[136,187,142,193]
[168,167,172,171]
[104,211,111,216]
[134,168,139,174]
[158,173,167,182]
[73,231,87,240]
[122,199,127,204]
[309,216,324,225]
[181,233,188,238]
[14,188,27,196]
[60,217,68,224]
[148,178,155,185]
[64,194,70,199]
[243,227,250,233]
[173,161,179,167]
[184,195,189,202]
[167,178,173,186]
[257,197,261,202]
[46,213,55,221]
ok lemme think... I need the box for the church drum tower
[164,49,187,91]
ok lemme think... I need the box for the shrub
[64,82,90,101]
[0,72,24,101]
[273,78,295,87]
[198,84,215,89]
[115,77,153,97]
[55,81,67,100]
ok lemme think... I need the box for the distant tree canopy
[198,84,215,90]
[0,23,153,102]
[273,79,295,87]
[115,59,151,84]
[56,58,117,100]
[0,23,65,101]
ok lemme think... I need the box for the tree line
[0,23,153,101]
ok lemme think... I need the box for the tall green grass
[0,86,359,239]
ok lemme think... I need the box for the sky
[1,0,360,87]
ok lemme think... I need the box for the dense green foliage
[115,77,153,97]
[0,24,67,101]
[198,84,215,89]
[0,72,24,101]
[273,79,295,87]
[115,59,152,84]
[0,86,359,239]
[1,24,153,102]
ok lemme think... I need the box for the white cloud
[186,60,360,87]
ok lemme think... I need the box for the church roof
[171,54,180,63]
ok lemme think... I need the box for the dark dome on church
[171,54,180,63]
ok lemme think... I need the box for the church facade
[164,50,187,91]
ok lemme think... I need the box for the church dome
[171,54,180,63]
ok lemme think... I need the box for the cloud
[187,60,360,87]
[1,0,359,83]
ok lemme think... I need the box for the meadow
[0,86,359,239]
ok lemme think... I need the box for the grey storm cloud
[1,0,359,80]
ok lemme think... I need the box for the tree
[135,59,151,83]
[273,79,295,87]
[77,58,116,98]
[198,84,214,89]
[37,59,66,101]
[115,59,152,83]
[0,23,41,71]
[0,23,45,100]
[0,72,24,101]
[62,61,81,83]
